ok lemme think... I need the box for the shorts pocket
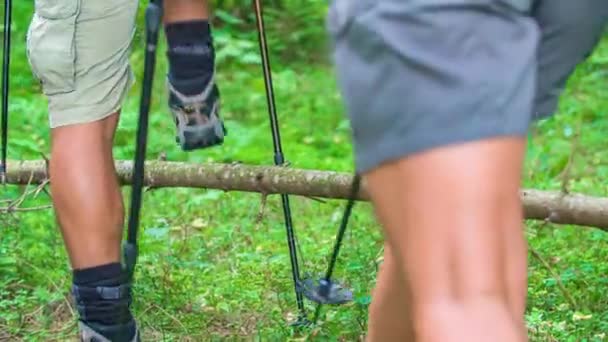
[26,0,80,96]
[34,0,79,19]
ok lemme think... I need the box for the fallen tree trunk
[5,160,608,231]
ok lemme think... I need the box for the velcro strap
[72,284,131,301]
[71,284,133,323]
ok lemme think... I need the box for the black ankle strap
[71,284,133,323]
[72,283,131,301]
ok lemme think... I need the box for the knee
[413,296,524,342]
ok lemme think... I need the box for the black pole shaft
[252,0,306,319]
[125,0,163,278]
[313,174,360,323]
[323,174,360,281]
[1,0,11,183]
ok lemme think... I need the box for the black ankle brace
[165,19,215,94]
[72,282,134,325]
[71,263,135,337]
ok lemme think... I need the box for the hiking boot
[167,71,226,151]
[79,321,140,342]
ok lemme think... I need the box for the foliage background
[1,1,607,341]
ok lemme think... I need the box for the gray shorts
[327,0,608,173]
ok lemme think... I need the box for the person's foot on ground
[72,263,140,342]
[165,20,226,151]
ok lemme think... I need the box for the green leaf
[214,10,244,25]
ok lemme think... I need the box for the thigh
[327,0,540,174]
[532,0,608,120]
[26,0,139,128]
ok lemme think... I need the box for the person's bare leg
[51,112,137,341]
[27,0,140,339]
[366,232,525,342]
[51,112,123,269]
[365,137,528,342]
[504,202,528,334]
[164,0,209,23]
[366,243,414,341]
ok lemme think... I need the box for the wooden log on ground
[5,159,608,231]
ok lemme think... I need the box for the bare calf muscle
[51,113,123,269]
[366,244,414,341]
[416,297,524,342]
[365,137,528,342]
[500,192,529,330]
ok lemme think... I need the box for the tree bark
[5,159,608,231]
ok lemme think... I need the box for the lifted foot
[167,73,226,151]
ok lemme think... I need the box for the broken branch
[5,159,608,231]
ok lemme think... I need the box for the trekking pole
[1,0,12,184]
[252,0,308,324]
[311,174,360,323]
[124,0,163,279]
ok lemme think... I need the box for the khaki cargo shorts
[26,0,139,128]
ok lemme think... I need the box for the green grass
[2,2,608,341]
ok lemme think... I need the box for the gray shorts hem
[354,124,529,174]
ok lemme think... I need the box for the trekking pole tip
[298,277,353,305]
[289,315,312,329]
